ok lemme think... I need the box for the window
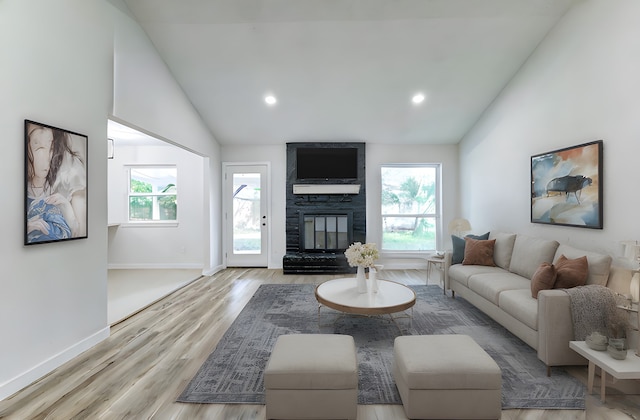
[128,166,177,222]
[380,164,440,251]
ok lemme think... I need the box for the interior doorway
[107,119,207,324]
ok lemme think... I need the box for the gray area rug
[178,284,585,409]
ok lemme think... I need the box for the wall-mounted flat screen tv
[296,147,358,179]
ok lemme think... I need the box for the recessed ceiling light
[412,93,426,105]
[264,95,277,105]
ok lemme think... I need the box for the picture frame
[531,140,603,229]
[25,120,88,245]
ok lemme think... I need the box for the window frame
[380,163,441,254]
[125,164,178,226]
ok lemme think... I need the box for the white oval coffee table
[315,278,416,316]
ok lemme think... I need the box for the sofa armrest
[443,251,453,291]
[537,289,586,371]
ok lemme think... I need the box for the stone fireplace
[283,142,366,274]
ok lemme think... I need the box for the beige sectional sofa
[444,232,614,373]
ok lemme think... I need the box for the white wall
[111,6,223,273]
[108,142,205,268]
[0,0,113,399]
[459,0,640,260]
[221,143,459,269]
[0,0,223,400]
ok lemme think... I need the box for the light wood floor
[108,269,203,325]
[1,268,639,419]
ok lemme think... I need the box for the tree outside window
[381,165,440,251]
[128,166,177,221]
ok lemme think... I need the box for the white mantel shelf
[293,184,361,195]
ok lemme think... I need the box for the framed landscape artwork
[531,140,603,229]
[25,120,88,245]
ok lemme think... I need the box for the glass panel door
[224,164,268,267]
[232,172,261,254]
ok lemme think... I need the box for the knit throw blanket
[564,285,617,341]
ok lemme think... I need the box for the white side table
[569,340,640,402]
[426,256,445,294]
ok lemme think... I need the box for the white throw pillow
[509,234,559,280]
[490,232,516,270]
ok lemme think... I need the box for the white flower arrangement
[344,242,379,267]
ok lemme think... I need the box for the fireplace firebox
[301,214,351,251]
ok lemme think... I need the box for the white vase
[356,265,367,293]
[370,265,383,293]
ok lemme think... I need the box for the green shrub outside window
[128,167,177,222]
[381,165,440,251]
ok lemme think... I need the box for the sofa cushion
[553,244,612,286]
[490,232,517,270]
[467,272,531,305]
[509,235,559,280]
[531,262,557,298]
[462,238,496,266]
[452,232,490,264]
[499,289,538,330]
[553,255,588,289]
[448,265,506,288]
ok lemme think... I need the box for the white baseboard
[107,263,204,270]
[0,327,109,401]
[202,264,225,276]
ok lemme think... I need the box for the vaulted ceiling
[121,0,578,146]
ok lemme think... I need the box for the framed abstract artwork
[531,140,603,229]
[25,120,88,245]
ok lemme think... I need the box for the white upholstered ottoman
[264,334,358,420]
[393,335,502,419]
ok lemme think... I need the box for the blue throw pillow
[451,232,490,265]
